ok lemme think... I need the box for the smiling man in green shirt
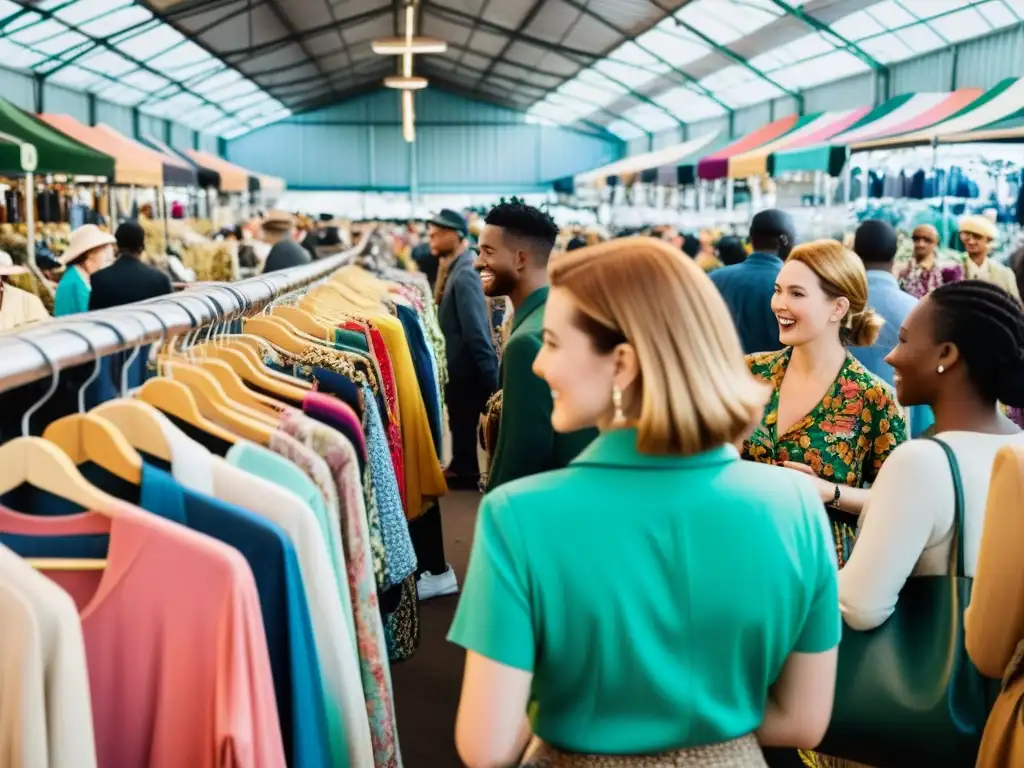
[476,199,597,490]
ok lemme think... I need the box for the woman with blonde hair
[744,240,908,570]
[449,237,842,768]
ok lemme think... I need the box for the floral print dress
[743,348,908,568]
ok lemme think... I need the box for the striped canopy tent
[40,114,163,187]
[771,90,983,176]
[727,108,869,178]
[852,77,1024,150]
[696,115,800,181]
[575,131,721,188]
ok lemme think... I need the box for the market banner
[573,131,720,187]
[696,115,799,181]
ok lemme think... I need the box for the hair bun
[997,362,1024,408]
[846,307,885,347]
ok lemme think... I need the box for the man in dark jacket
[261,210,312,273]
[433,208,499,488]
[89,221,172,311]
[709,209,795,355]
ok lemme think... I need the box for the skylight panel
[112,25,182,60]
[5,11,46,36]
[78,5,152,37]
[0,39,46,68]
[605,120,646,140]
[595,59,659,89]
[54,0,133,26]
[79,48,136,76]
[896,23,947,54]
[976,1,1018,28]
[927,7,992,41]
[97,82,147,106]
[180,105,227,131]
[772,50,868,89]
[866,1,916,28]
[632,24,708,68]
[857,31,914,63]
[622,103,678,132]
[31,29,88,56]
[675,0,785,45]
[192,69,243,97]
[47,64,105,89]
[9,18,68,46]
[557,80,621,109]
[828,10,886,41]
[121,70,170,93]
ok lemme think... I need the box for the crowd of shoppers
[433,200,1024,768]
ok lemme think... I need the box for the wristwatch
[831,484,841,506]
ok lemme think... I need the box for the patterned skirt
[520,735,768,768]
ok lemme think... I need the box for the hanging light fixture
[371,0,447,143]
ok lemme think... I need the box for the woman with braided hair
[838,279,1024,632]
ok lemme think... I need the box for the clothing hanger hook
[63,325,103,413]
[19,336,60,437]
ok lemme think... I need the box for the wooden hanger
[193,358,284,419]
[0,437,123,513]
[42,413,143,485]
[212,335,313,390]
[161,361,278,441]
[91,400,174,463]
[138,378,240,446]
[198,344,309,403]
[271,305,333,340]
[243,315,315,356]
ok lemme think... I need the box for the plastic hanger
[41,327,143,485]
[0,338,118,571]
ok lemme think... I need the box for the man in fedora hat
[430,208,499,489]
[261,209,312,273]
[54,224,116,316]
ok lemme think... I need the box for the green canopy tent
[0,98,113,177]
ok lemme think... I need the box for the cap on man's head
[749,209,796,245]
[960,214,998,242]
[854,219,898,264]
[115,221,146,254]
[427,208,468,237]
[262,209,295,233]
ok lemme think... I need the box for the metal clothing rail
[0,236,368,393]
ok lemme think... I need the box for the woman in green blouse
[743,239,908,571]
[53,224,115,317]
[449,237,841,768]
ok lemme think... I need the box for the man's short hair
[854,219,898,265]
[115,221,146,254]
[749,209,796,253]
[484,199,559,263]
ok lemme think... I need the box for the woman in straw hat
[53,224,116,317]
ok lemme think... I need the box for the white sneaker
[417,566,459,601]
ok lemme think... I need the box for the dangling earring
[612,386,625,426]
[937,365,945,374]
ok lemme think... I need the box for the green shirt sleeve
[486,333,555,492]
[447,490,535,672]
[794,481,842,654]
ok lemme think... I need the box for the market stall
[771,89,983,176]
[695,114,801,181]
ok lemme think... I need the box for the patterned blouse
[743,348,908,567]
[896,258,964,299]
[277,411,400,768]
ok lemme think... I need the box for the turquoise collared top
[449,427,840,755]
[54,265,91,317]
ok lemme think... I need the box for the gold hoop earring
[612,386,625,425]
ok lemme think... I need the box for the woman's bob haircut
[548,236,767,456]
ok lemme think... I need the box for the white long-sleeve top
[839,430,1024,631]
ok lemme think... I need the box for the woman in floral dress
[743,240,908,569]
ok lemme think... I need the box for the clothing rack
[0,233,370,392]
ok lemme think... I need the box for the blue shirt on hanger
[0,461,332,768]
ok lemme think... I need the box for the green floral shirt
[743,348,908,566]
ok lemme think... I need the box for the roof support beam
[768,0,888,75]
[558,0,732,115]
[474,0,546,84]
[645,0,804,112]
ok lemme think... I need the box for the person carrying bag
[816,438,995,767]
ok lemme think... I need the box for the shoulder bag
[816,437,994,767]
